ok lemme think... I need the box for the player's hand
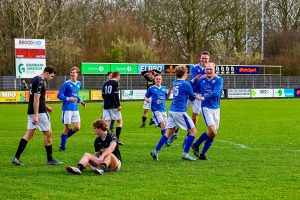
[194,93,200,100]
[46,106,53,113]
[81,101,87,109]
[98,155,105,163]
[69,97,77,102]
[33,116,38,125]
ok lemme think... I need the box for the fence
[1,75,300,91]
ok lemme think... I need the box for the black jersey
[94,132,122,161]
[141,70,161,89]
[27,76,47,114]
[102,80,120,109]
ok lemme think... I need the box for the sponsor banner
[90,90,103,100]
[79,90,90,101]
[273,88,294,98]
[250,89,273,98]
[138,64,164,74]
[216,65,236,75]
[0,91,26,102]
[16,59,46,78]
[81,63,110,74]
[45,91,59,101]
[110,63,138,74]
[294,88,300,97]
[121,90,147,100]
[236,66,259,74]
[15,38,45,49]
[228,89,251,98]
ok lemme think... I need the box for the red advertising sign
[16,49,46,59]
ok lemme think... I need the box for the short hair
[175,65,188,78]
[148,70,155,75]
[43,66,56,74]
[93,119,108,130]
[107,71,112,76]
[112,72,120,78]
[201,51,210,56]
[70,66,80,73]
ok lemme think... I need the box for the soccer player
[140,69,161,128]
[192,62,223,160]
[12,66,63,166]
[66,119,122,175]
[57,66,86,151]
[106,71,115,133]
[102,72,123,145]
[150,65,200,161]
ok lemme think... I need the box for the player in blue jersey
[150,65,200,161]
[57,67,86,151]
[192,62,223,160]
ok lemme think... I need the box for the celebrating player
[150,65,200,161]
[102,72,123,145]
[57,66,86,151]
[12,66,63,166]
[192,62,224,160]
[66,119,122,175]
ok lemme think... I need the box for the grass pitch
[0,99,299,199]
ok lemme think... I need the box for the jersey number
[173,86,179,96]
[104,85,113,94]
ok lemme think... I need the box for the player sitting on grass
[66,119,122,175]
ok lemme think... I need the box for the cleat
[12,157,24,166]
[199,154,209,160]
[90,165,104,175]
[48,159,63,165]
[182,153,197,161]
[110,129,114,133]
[149,119,155,126]
[140,124,146,128]
[118,141,125,146]
[150,150,159,161]
[66,166,81,175]
[191,143,200,158]
[165,142,171,147]
[59,147,66,152]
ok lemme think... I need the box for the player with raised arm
[66,119,122,175]
[150,65,200,161]
[12,66,63,166]
[102,72,124,145]
[192,62,223,160]
[140,69,161,128]
[57,66,86,152]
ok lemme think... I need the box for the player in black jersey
[66,119,122,175]
[102,72,124,145]
[140,69,161,128]
[12,66,63,166]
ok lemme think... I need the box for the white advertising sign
[228,89,251,98]
[121,90,147,100]
[15,59,46,78]
[250,89,273,98]
[15,38,46,49]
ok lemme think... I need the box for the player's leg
[59,111,71,151]
[113,109,123,145]
[66,152,99,174]
[106,154,121,172]
[140,109,148,128]
[44,129,63,165]
[109,120,115,132]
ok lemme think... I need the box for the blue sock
[60,134,67,149]
[155,135,168,151]
[67,128,75,138]
[175,128,179,134]
[182,133,189,148]
[161,129,166,135]
[202,137,213,155]
[110,120,115,130]
[184,134,195,154]
[195,132,208,147]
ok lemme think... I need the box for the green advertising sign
[81,63,110,74]
[79,90,90,101]
[110,63,138,74]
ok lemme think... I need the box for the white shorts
[201,107,220,129]
[152,111,167,126]
[192,99,202,114]
[62,111,80,124]
[114,160,122,172]
[27,113,51,131]
[102,109,122,120]
[143,97,151,110]
[166,111,195,130]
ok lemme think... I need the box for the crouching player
[66,119,122,175]
[192,62,223,160]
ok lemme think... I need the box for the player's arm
[186,83,197,101]
[57,82,77,102]
[76,97,86,108]
[203,78,224,99]
[167,86,172,99]
[33,93,40,125]
[144,88,151,103]
[98,140,117,163]
[94,151,100,158]
[114,84,121,111]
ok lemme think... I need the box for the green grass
[0,99,299,200]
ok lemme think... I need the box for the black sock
[45,145,53,161]
[116,127,122,139]
[15,138,28,158]
[142,116,147,124]
[77,163,84,171]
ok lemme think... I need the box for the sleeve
[153,69,161,74]
[190,65,197,80]
[57,82,68,101]
[186,83,195,102]
[192,78,201,93]
[204,78,224,98]
[76,82,83,103]
[94,139,100,152]
[102,83,106,99]
[141,71,148,76]
[114,82,121,107]
[31,78,43,95]
[145,88,151,98]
